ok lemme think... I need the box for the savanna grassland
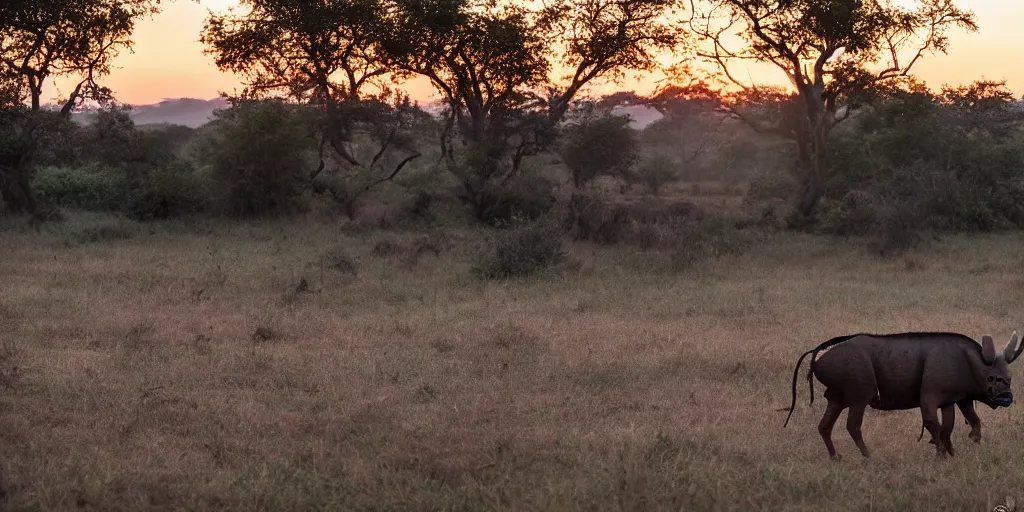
[2,212,1024,511]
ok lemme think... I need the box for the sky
[44,0,1024,107]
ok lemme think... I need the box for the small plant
[669,216,757,270]
[473,221,566,280]
[251,326,277,344]
[324,248,358,275]
[629,153,679,196]
[820,189,880,237]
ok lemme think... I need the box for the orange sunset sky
[46,0,1024,107]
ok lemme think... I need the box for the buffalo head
[972,331,1023,408]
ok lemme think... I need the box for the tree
[201,0,424,219]
[194,99,313,217]
[561,106,639,188]
[686,0,977,220]
[386,0,683,220]
[0,0,166,113]
[0,0,172,213]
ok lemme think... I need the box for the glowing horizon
[42,0,1024,107]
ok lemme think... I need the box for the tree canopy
[200,0,393,104]
[686,0,978,218]
[0,0,168,114]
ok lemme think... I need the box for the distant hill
[129,97,230,127]
[70,95,663,130]
[73,97,230,128]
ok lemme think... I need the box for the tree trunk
[791,97,829,220]
[0,166,36,214]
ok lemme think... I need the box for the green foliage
[669,215,757,269]
[194,100,314,218]
[745,167,799,204]
[629,153,679,195]
[386,0,681,224]
[826,80,1024,238]
[200,0,390,103]
[34,161,208,221]
[691,0,978,217]
[471,167,557,227]
[0,0,162,111]
[75,106,151,169]
[560,110,639,188]
[33,166,124,211]
[123,161,208,221]
[566,189,705,247]
[473,220,566,279]
[819,190,880,237]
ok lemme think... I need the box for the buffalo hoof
[969,432,981,444]
[830,454,842,462]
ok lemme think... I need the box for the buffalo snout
[991,391,1013,408]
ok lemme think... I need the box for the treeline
[2,0,1022,257]
[16,79,1024,231]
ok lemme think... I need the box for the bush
[745,167,799,204]
[560,112,639,188]
[123,161,208,221]
[194,99,313,217]
[870,202,926,256]
[819,190,880,237]
[473,169,557,227]
[628,153,679,195]
[473,221,566,279]
[825,82,1024,239]
[566,190,704,247]
[34,162,208,221]
[34,166,125,211]
[669,215,758,269]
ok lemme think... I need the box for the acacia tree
[201,0,425,218]
[0,0,170,213]
[686,0,977,220]
[386,0,682,220]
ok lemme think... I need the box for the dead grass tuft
[251,326,277,344]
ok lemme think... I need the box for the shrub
[628,153,679,195]
[669,215,757,269]
[566,190,704,247]
[474,169,557,227]
[566,191,629,244]
[123,161,208,221]
[473,221,566,279]
[745,167,799,204]
[34,162,208,221]
[194,99,313,217]
[560,112,639,188]
[33,166,124,211]
[819,190,880,237]
[870,203,926,256]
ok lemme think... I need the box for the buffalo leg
[846,402,870,458]
[818,399,845,460]
[920,401,945,458]
[956,399,982,443]
[940,404,956,457]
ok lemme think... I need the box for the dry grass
[2,214,1024,511]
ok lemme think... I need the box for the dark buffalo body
[784,330,1022,460]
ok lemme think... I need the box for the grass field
[2,213,1024,511]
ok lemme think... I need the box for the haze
[46,0,1024,106]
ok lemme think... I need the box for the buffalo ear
[1002,330,1023,364]
[982,335,996,364]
